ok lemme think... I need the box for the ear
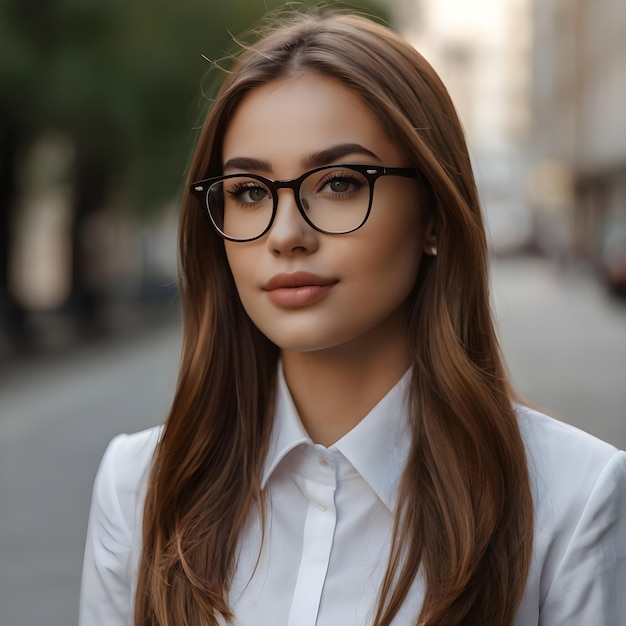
[423,215,438,256]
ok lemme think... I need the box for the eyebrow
[222,156,273,174]
[302,143,382,169]
[222,143,381,175]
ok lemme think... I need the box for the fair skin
[223,73,435,446]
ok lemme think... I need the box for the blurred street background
[1,0,625,625]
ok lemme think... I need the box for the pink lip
[263,272,338,307]
[264,272,337,290]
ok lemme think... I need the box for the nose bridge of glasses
[273,176,301,195]
[272,177,307,213]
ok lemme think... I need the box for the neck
[281,320,411,447]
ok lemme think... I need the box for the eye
[318,172,367,196]
[226,180,271,204]
[241,185,269,202]
[325,178,352,193]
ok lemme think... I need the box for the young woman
[79,11,626,626]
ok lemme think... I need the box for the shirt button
[319,455,329,467]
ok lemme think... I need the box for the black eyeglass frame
[189,163,419,242]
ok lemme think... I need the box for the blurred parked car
[598,216,626,296]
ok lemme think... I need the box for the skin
[223,73,436,446]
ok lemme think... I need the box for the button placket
[287,451,338,626]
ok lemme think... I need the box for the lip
[263,272,338,290]
[263,272,339,307]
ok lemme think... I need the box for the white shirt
[79,369,626,625]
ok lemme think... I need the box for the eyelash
[317,172,367,194]
[227,182,269,203]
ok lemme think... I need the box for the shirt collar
[261,366,311,488]
[262,365,412,511]
[332,368,412,510]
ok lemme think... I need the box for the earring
[427,245,437,256]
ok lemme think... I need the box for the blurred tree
[0,0,42,346]
[0,0,388,345]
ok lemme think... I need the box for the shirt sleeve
[79,435,136,626]
[539,450,626,625]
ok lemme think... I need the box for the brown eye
[246,186,269,202]
[328,179,351,193]
[318,173,366,196]
[225,180,272,205]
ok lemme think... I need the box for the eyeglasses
[190,163,418,242]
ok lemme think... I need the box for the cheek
[224,245,255,296]
[361,207,423,293]
[334,223,423,331]
[363,240,421,304]
[223,245,275,333]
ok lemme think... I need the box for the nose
[266,188,319,256]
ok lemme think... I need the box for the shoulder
[515,404,624,499]
[100,426,164,486]
[514,406,626,622]
[86,425,163,553]
[80,426,163,625]
[93,426,163,535]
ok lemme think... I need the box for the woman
[79,11,626,626]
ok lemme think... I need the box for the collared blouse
[79,369,626,625]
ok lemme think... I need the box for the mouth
[263,272,339,307]
[263,272,338,290]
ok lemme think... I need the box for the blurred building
[530,0,626,285]
[393,0,533,253]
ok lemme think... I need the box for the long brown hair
[136,11,533,626]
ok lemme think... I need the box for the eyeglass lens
[207,166,371,240]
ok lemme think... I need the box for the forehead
[221,73,405,171]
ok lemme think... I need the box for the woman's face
[222,73,432,356]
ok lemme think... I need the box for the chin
[263,335,340,354]
[255,324,351,354]
[260,321,385,355]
